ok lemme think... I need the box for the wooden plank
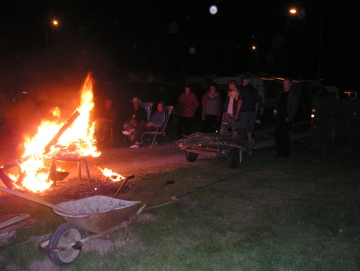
[0,218,36,234]
[0,214,17,223]
[0,214,30,230]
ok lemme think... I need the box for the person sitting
[130,101,166,149]
[122,97,148,141]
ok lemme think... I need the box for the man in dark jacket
[122,97,148,142]
[273,78,298,157]
[235,76,260,155]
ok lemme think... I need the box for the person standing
[201,82,223,133]
[220,80,241,137]
[234,76,260,155]
[273,78,298,157]
[176,85,199,138]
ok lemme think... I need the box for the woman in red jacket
[176,85,199,138]
[201,82,223,133]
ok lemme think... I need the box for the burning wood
[98,167,124,182]
[0,73,101,193]
[0,169,14,190]
[44,111,80,153]
[1,111,80,171]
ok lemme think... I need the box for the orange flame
[13,73,100,193]
[98,167,124,182]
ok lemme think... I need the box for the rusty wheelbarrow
[39,180,174,266]
[0,180,174,267]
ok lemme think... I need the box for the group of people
[175,77,261,155]
[96,96,167,149]
[98,76,297,156]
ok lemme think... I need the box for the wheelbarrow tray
[175,133,244,168]
[176,133,244,154]
[53,196,141,233]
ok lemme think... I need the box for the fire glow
[10,73,101,193]
[98,167,124,182]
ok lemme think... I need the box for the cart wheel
[185,151,198,162]
[48,223,82,267]
[228,148,240,168]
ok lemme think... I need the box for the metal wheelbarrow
[0,180,174,267]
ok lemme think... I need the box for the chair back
[141,102,153,120]
[161,105,174,132]
[141,105,174,149]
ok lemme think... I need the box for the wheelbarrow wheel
[185,151,198,162]
[48,223,82,267]
[228,148,240,168]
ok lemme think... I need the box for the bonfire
[1,73,102,193]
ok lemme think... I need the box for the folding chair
[141,102,153,120]
[124,102,153,143]
[141,105,174,149]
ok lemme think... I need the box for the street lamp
[251,45,259,74]
[46,19,59,52]
[289,7,323,81]
[310,107,316,144]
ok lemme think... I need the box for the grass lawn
[0,140,359,270]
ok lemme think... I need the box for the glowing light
[12,73,100,193]
[289,8,297,14]
[98,167,124,182]
[209,5,218,15]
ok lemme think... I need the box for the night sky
[1,0,359,90]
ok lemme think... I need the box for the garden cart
[175,133,244,168]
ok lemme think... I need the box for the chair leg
[149,134,157,149]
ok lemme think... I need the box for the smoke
[0,39,117,151]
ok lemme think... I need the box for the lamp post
[310,108,316,144]
[251,45,259,74]
[46,19,59,52]
[289,7,322,81]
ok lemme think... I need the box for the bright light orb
[209,5,218,15]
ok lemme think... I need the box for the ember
[98,167,124,182]
[2,73,100,193]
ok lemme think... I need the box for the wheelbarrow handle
[128,180,174,224]
[113,175,135,198]
[0,186,76,216]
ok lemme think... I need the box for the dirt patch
[36,143,186,201]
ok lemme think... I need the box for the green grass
[1,141,359,270]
